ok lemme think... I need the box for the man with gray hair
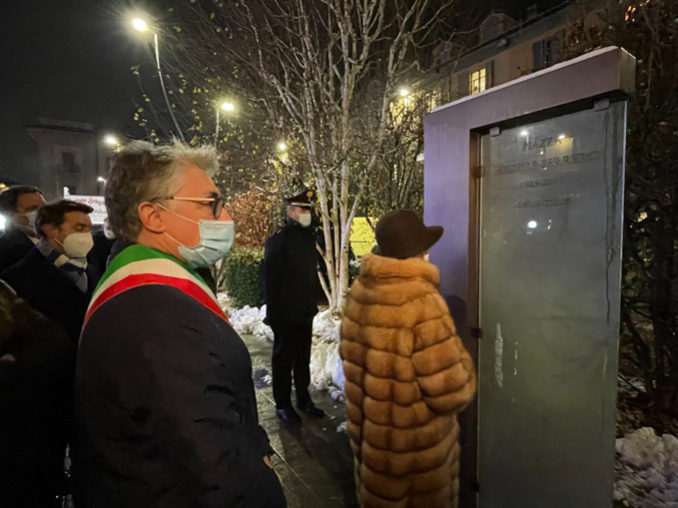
[73,141,286,507]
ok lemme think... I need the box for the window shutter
[457,71,469,97]
[551,32,564,64]
[532,41,544,71]
[485,60,494,89]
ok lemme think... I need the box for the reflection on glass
[477,102,626,507]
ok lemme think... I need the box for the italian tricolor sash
[83,244,229,331]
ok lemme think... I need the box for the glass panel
[477,102,626,507]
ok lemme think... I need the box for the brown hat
[375,210,443,259]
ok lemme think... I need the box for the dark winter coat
[86,230,115,286]
[262,218,320,324]
[1,247,95,342]
[340,254,476,508]
[73,283,286,508]
[0,227,34,273]
[0,281,75,506]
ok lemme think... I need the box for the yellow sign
[350,217,376,257]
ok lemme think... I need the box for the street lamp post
[131,16,185,142]
[215,101,235,145]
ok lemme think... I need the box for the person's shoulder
[84,284,228,349]
[265,225,288,245]
[1,247,43,278]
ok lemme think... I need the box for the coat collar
[359,253,439,285]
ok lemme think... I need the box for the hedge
[220,246,265,308]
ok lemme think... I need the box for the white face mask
[298,213,312,228]
[18,210,38,236]
[59,232,94,259]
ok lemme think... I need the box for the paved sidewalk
[243,333,358,508]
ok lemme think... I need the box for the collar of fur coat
[359,254,440,284]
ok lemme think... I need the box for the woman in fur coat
[340,210,476,508]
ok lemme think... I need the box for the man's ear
[41,223,57,240]
[138,202,166,234]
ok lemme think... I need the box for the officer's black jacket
[262,218,320,324]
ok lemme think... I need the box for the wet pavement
[244,333,358,508]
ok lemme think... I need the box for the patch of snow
[313,309,341,342]
[224,303,274,341]
[309,340,341,391]
[329,386,345,403]
[217,292,231,308]
[336,421,347,434]
[220,298,346,397]
[614,427,678,506]
[310,310,345,392]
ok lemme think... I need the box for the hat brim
[422,225,444,253]
[383,225,444,259]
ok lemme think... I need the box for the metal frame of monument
[423,46,636,507]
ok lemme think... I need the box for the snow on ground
[614,427,678,507]
[221,298,345,395]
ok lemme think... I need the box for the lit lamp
[215,101,235,144]
[130,14,185,142]
[103,135,120,151]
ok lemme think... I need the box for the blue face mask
[160,205,235,268]
[178,219,234,268]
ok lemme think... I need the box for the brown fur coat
[340,254,476,508]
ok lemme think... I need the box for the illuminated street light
[399,87,410,97]
[520,129,529,137]
[97,176,107,184]
[277,142,287,152]
[129,14,185,142]
[103,135,119,147]
[214,101,236,145]
[558,133,566,140]
[131,17,148,32]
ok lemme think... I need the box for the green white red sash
[83,244,229,330]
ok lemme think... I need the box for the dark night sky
[0,0,566,186]
[0,0,146,185]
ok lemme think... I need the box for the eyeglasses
[154,193,225,219]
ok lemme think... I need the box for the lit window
[469,68,486,95]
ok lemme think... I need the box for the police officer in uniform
[262,190,325,425]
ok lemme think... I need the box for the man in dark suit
[262,190,325,425]
[1,200,95,342]
[0,185,45,273]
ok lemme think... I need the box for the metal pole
[153,32,185,142]
[214,107,220,145]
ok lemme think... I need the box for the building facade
[27,118,113,200]
[424,1,603,107]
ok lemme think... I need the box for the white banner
[64,193,106,225]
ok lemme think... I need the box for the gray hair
[105,140,218,241]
